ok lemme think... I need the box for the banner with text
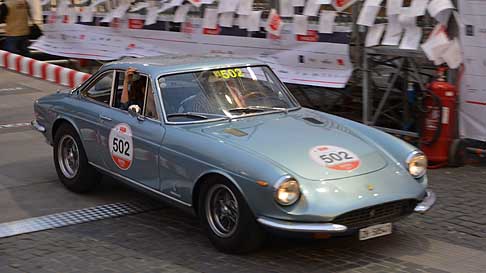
[458,1,486,141]
[31,15,353,88]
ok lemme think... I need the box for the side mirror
[128,105,142,116]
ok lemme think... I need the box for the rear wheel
[53,124,101,193]
[199,178,265,253]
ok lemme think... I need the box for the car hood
[199,109,388,181]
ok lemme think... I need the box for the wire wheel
[205,184,240,238]
[57,135,80,179]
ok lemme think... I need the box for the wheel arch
[51,117,84,147]
[52,117,76,138]
[192,170,250,216]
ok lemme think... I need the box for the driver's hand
[125,67,137,80]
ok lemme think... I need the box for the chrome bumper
[31,120,46,133]
[414,190,436,213]
[257,217,347,233]
[258,190,436,233]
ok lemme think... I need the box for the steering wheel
[177,94,197,113]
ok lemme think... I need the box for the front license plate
[359,223,392,241]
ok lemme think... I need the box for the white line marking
[0,122,31,129]
[0,87,24,92]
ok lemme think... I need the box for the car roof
[102,55,266,76]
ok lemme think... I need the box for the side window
[112,71,148,112]
[81,71,114,105]
[112,71,125,109]
[144,81,159,120]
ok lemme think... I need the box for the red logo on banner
[269,14,281,31]
[128,19,144,29]
[203,27,221,35]
[337,58,345,66]
[296,30,319,42]
[79,34,86,40]
[336,0,345,7]
[62,15,69,24]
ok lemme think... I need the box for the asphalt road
[1,69,486,273]
[0,69,145,223]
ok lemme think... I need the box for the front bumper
[258,189,436,233]
[257,217,348,233]
[31,120,46,133]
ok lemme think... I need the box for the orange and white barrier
[0,50,91,88]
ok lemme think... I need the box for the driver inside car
[120,67,146,112]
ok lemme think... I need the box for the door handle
[99,115,112,122]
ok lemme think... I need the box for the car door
[75,70,115,166]
[98,70,164,190]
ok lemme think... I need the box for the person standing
[0,0,30,55]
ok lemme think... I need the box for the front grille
[333,199,417,229]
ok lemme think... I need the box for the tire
[199,178,266,254]
[53,123,101,193]
[448,138,466,167]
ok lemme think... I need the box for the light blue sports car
[32,56,435,253]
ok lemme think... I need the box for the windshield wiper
[166,112,209,120]
[227,106,288,114]
[227,107,266,114]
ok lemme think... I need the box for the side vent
[223,128,248,137]
[302,117,323,125]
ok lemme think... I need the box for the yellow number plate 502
[213,68,244,79]
[359,223,392,241]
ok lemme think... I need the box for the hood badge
[369,209,376,217]
[367,184,374,191]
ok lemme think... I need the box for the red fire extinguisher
[420,67,457,166]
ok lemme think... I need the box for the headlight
[274,177,301,206]
[406,151,427,178]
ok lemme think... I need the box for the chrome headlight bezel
[406,151,428,178]
[274,176,301,206]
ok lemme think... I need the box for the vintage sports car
[32,56,435,253]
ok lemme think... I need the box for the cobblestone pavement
[397,166,486,251]
[0,210,451,273]
[1,166,486,273]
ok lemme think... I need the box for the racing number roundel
[109,123,133,170]
[309,145,361,171]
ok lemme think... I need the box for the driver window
[81,71,114,105]
[112,71,148,112]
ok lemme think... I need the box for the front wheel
[199,179,266,253]
[53,124,101,193]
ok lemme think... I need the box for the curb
[0,50,91,88]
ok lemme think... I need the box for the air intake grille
[333,199,417,229]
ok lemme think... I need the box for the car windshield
[158,66,299,122]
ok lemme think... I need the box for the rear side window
[144,82,158,120]
[81,71,114,105]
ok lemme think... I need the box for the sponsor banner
[458,1,486,141]
[31,14,353,88]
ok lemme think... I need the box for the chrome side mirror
[128,105,142,116]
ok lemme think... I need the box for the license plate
[359,223,392,241]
